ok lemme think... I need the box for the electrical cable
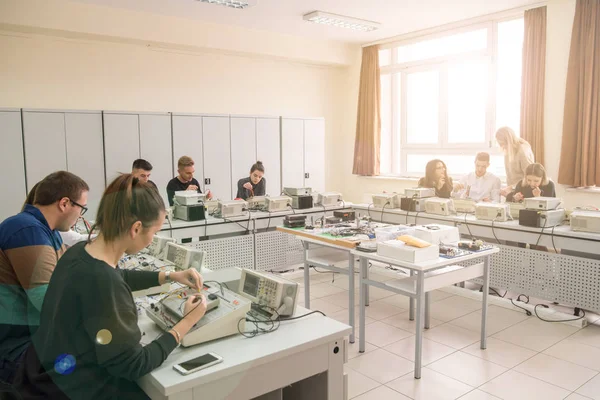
[533,304,586,323]
[381,201,390,223]
[288,205,296,214]
[367,203,373,220]
[491,217,501,244]
[534,216,549,247]
[278,310,327,321]
[414,211,420,225]
[551,224,558,254]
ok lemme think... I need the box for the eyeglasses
[70,199,88,216]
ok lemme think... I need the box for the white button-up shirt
[456,172,501,202]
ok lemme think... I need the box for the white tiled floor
[284,265,600,399]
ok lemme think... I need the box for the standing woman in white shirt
[495,127,535,197]
[453,152,501,202]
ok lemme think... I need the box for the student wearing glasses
[11,174,206,399]
[418,159,454,198]
[0,171,89,386]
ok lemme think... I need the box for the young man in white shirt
[453,152,501,202]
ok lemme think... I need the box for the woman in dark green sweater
[11,175,208,399]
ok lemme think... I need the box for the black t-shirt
[418,177,454,199]
[236,177,266,200]
[507,180,556,202]
[12,242,177,400]
[166,177,202,206]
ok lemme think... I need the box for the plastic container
[374,225,415,242]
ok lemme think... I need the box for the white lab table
[137,270,352,400]
[353,247,499,379]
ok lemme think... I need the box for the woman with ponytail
[236,161,266,200]
[12,175,207,399]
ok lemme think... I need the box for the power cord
[534,304,586,323]
[381,201,390,223]
[491,216,502,244]
[367,203,373,220]
[288,205,296,214]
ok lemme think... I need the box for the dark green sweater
[12,242,177,399]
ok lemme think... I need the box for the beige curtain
[520,6,547,166]
[558,0,600,187]
[352,46,381,176]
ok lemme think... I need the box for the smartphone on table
[173,352,223,375]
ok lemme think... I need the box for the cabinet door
[0,111,27,221]
[256,118,281,196]
[22,111,67,190]
[65,112,105,220]
[172,115,204,191]
[281,118,305,189]
[303,119,325,193]
[230,117,257,197]
[202,116,232,200]
[103,113,140,183]
[139,114,173,206]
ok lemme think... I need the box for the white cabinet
[65,112,105,220]
[172,115,205,192]
[202,116,232,201]
[22,111,67,189]
[139,113,173,206]
[256,118,282,196]
[281,117,325,192]
[303,119,325,193]
[103,113,140,183]
[230,117,257,198]
[281,118,305,189]
[0,110,27,221]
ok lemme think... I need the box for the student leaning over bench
[0,171,89,385]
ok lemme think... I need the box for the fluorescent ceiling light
[197,0,251,9]
[303,11,381,32]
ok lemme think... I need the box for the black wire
[414,211,419,225]
[462,212,475,240]
[534,304,586,323]
[203,280,228,294]
[222,217,252,232]
[510,298,532,316]
[551,224,558,253]
[367,203,373,219]
[246,209,252,232]
[534,216,549,247]
[381,201,390,223]
[321,204,327,225]
[278,310,327,321]
[288,205,296,214]
[481,285,506,298]
[491,218,501,244]
[265,211,272,231]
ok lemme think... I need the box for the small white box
[413,224,460,245]
[377,240,439,263]
[523,197,561,211]
[405,187,436,198]
[424,198,455,216]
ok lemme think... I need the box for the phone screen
[179,353,219,371]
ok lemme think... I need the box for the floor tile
[491,317,580,352]
[328,308,376,328]
[330,275,359,290]
[570,324,600,349]
[305,298,344,315]
[576,373,600,399]
[382,311,444,333]
[363,300,405,321]
[379,294,412,309]
[479,370,571,400]
[320,291,355,309]
[384,335,456,365]
[346,367,381,399]
[347,349,414,384]
[423,324,481,349]
[449,305,529,336]
[514,354,598,392]
[457,389,502,399]
[362,321,413,347]
[429,296,482,322]
[565,394,594,400]
[462,337,537,369]
[347,340,378,360]
[351,385,412,400]
[386,368,474,400]
[430,289,456,302]
[428,351,507,387]
[544,339,600,371]
[307,282,346,298]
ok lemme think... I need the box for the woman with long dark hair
[418,159,453,198]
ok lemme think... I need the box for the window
[379,17,524,178]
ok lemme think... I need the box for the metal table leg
[425,292,430,330]
[480,257,490,349]
[359,257,368,353]
[414,271,426,379]
[409,270,415,321]
[348,252,355,344]
[303,241,310,309]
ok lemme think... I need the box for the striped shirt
[0,205,66,362]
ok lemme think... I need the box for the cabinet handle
[305,173,309,179]
[205,178,209,185]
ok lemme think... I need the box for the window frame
[378,16,523,178]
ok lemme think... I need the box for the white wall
[330,0,600,210]
[0,0,359,199]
